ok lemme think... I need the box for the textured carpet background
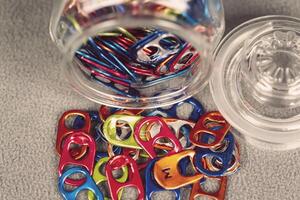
[1,0,300,199]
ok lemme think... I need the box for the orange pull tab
[56,110,91,155]
[189,112,231,148]
[153,150,203,190]
[189,176,227,200]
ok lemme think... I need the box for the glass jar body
[50,0,225,108]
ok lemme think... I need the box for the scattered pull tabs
[88,157,128,200]
[58,132,96,186]
[145,159,181,200]
[134,116,183,159]
[103,114,143,149]
[153,150,204,190]
[56,110,91,156]
[189,176,227,200]
[106,155,145,200]
[58,167,104,200]
[190,112,230,148]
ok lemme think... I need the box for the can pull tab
[145,159,181,200]
[134,116,183,159]
[56,110,91,156]
[194,132,236,177]
[153,150,203,190]
[106,155,145,200]
[103,114,143,149]
[58,132,96,186]
[190,112,230,148]
[189,176,227,200]
[130,31,182,65]
[88,157,128,200]
[58,167,104,200]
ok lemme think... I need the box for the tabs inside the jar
[73,27,201,99]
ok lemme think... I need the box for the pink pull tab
[56,110,91,156]
[134,116,183,159]
[58,132,96,186]
[106,155,145,200]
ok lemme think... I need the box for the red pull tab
[56,110,91,156]
[134,116,183,159]
[106,155,145,200]
[189,112,231,148]
[122,148,152,170]
[58,131,96,186]
[189,176,227,200]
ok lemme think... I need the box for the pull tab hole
[144,45,160,58]
[196,133,216,145]
[205,120,225,131]
[63,169,87,192]
[99,162,107,176]
[69,143,89,160]
[116,120,132,140]
[65,114,86,130]
[200,177,222,194]
[112,168,125,182]
[176,103,193,120]
[154,137,175,156]
[179,52,194,65]
[97,182,111,199]
[159,36,181,50]
[150,191,177,200]
[121,186,140,200]
[75,190,88,200]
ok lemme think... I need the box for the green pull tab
[103,114,143,149]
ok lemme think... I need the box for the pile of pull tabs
[56,98,240,200]
[75,27,199,97]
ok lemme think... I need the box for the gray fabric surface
[1,0,300,199]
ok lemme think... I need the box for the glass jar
[50,0,225,109]
[210,16,300,150]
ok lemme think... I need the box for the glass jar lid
[210,15,300,150]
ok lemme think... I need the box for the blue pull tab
[194,132,235,176]
[58,167,104,200]
[145,159,181,200]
